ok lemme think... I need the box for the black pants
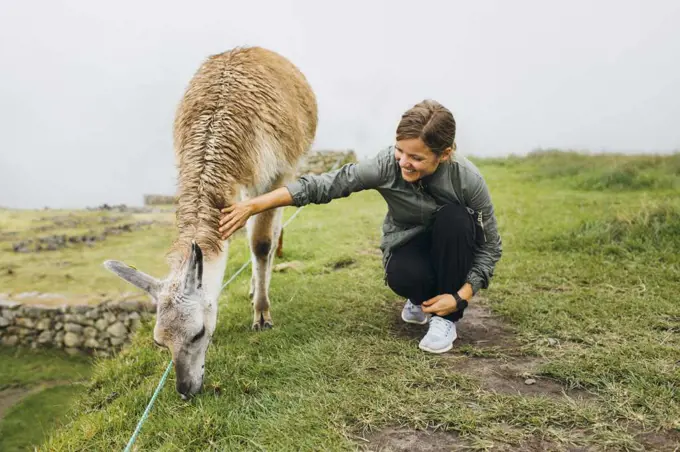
[386,203,476,322]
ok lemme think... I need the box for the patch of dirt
[357,428,594,452]
[0,387,32,420]
[391,298,519,353]
[450,355,592,399]
[635,430,680,452]
[332,258,357,270]
[358,428,468,451]
[455,301,520,351]
[451,303,591,399]
[520,438,592,452]
[391,299,591,400]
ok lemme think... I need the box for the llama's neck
[170,172,236,303]
[201,241,229,303]
[172,209,224,259]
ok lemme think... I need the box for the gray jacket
[286,146,502,295]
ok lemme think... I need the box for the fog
[1,0,678,208]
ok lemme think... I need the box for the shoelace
[408,301,422,313]
[429,317,452,336]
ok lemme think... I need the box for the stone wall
[143,194,176,206]
[142,149,357,206]
[295,149,357,177]
[0,298,154,357]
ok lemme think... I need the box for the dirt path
[0,380,72,421]
[0,387,32,420]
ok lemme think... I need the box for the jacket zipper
[477,211,487,243]
[383,252,392,285]
[416,181,425,224]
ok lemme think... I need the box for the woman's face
[394,138,451,183]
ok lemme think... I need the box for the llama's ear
[183,242,204,294]
[103,260,161,301]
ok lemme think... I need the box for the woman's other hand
[218,201,254,240]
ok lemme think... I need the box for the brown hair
[395,99,456,156]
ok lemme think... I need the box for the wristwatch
[453,292,469,311]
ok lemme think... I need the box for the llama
[103,46,317,398]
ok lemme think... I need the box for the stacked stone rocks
[295,149,357,177]
[0,297,154,357]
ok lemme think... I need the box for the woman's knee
[386,258,433,297]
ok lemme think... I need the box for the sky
[0,0,679,209]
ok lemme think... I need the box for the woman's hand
[421,284,473,316]
[421,294,461,317]
[217,187,295,240]
[218,201,255,240]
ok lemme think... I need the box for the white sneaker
[418,317,457,354]
[401,299,430,325]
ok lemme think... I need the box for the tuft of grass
[549,202,680,256]
[517,149,680,192]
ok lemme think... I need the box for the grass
[486,149,680,191]
[0,348,93,452]
[549,201,680,256]
[1,150,679,450]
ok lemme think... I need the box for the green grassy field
[1,151,679,451]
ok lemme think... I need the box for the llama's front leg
[247,207,282,330]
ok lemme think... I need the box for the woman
[218,100,502,354]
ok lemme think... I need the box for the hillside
[2,151,679,451]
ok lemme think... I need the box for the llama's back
[170,47,318,261]
[174,46,318,195]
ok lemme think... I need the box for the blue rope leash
[123,157,344,451]
[123,360,173,452]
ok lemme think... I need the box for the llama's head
[103,242,216,399]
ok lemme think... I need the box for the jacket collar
[417,159,451,188]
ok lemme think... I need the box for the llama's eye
[191,326,206,343]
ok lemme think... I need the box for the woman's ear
[439,146,454,162]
